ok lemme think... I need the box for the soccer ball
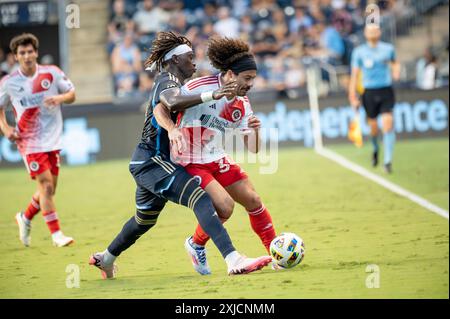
[270,232,305,269]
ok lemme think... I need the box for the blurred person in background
[138,71,154,93]
[213,6,240,38]
[349,24,401,174]
[289,6,314,36]
[331,2,354,36]
[111,32,142,97]
[416,48,439,90]
[107,0,133,54]
[40,54,54,66]
[0,47,5,69]
[1,52,19,75]
[0,47,6,79]
[239,14,256,42]
[316,19,345,64]
[193,44,217,77]
[133,0,170,37]
[284,58,306,90]
[267,57,286,93]
[271,8,290,47]
[167,11,188,35]
[252,24,281,59]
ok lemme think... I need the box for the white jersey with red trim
[174,74,253,165]
[0,64,75,155]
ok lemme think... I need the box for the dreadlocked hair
[144,31,192,71]
[207,36,253,72]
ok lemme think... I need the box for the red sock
[247,205,276,253]
[42,211,60,234]
[24,196,40,221]
[192,217,227,246]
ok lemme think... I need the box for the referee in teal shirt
[349,24,401,173]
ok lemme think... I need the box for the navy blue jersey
[140,71,181,159]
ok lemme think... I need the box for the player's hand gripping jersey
[174,74,253,165]
[0,64,74,155]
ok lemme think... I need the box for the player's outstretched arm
[160,81,237,112]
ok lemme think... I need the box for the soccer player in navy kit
[89,32,272,278]
[349,24,401,173]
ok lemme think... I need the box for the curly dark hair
[207,36,253,73]
[144,31,192,71]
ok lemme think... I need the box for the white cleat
[228,255,272,275]
[15,212,31,247]
[271,262,286,271]
[89,252,118,279]
[52,231,74,247]
[184,236,211,275]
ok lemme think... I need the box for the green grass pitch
[0,138,448,298]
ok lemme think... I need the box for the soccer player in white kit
[0,33,76,247]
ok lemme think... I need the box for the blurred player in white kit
[0,33,76,247]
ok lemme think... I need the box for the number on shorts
[217,158,230,173]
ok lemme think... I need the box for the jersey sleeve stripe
[186,76,218,89]
[187,80,219,90]
[187,79,218,89]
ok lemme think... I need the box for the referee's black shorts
[362,86,395,119]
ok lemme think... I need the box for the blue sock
[383,131,395,164]
[371,135,379,153]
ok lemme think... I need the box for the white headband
[164,44,192,61]
[145,44,193,71]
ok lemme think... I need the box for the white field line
[316,147,449,220]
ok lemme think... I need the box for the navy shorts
[129,144,201,212]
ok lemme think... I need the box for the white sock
[23,215,31,225]
[225,251,241,268]
[103,249,117,265]
[52,230,62,238]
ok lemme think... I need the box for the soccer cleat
[228,255,272,275]
[15,212,31,247]
[384,162,393,174]
[271,262,286,271]
[52,232,74,247]
[89,252,118,279]
[184,236,211,275]
[372,151,379,167]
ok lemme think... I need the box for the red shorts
[185,157,248,189]
[23,150,61,179]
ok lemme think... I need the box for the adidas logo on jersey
[209,104,216,109]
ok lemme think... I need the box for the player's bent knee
[245,193,262,211]
[216,197,234,219]
[39,180,54,197]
